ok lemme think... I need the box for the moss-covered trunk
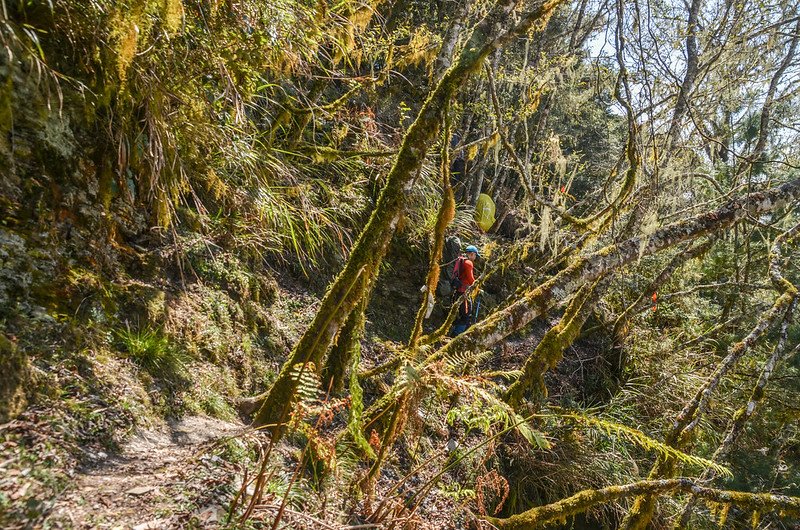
[251,0,568,435]
[427,178,800,366]
[322,274,371,394]
[485,479,800,530]
[503,278,606,407]
[409,109,455,348]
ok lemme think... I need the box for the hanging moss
[409,107,455,347]
[346,349,375,459]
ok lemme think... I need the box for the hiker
[450,245,480,336]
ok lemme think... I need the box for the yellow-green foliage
[162,0,184,33]
[348,354,375,459]
[109,0,168,83]
[558,412,732,478]
[396,27,442,71]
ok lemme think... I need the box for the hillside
[1,1,799,529]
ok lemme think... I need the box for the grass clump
[114,325,190,381]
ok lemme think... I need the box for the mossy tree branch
[675,306,798,527]
[251,0,568,436]
[484,60,586,229]
[429,178,800,366]
[620,288,798,529]
[409,106,455,348]
[673,221,800,527]
[485,479,800,530]
[504,278,608,408]
[612,237,715,339]
[620,221,800,530]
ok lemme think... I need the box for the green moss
[323,291,367,394]
[504,281,600,407]
[0,67,13,145]
[0,334,28,422]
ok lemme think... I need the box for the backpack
[450,256,465,291]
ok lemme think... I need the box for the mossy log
[504,279,606,407]
[620,223,800,530]
[251,0,567,435]
[485,478,800,530]
[428,178,800,366]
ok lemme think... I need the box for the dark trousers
[450,293,473,337]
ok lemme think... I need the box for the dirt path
[47,416,243,530]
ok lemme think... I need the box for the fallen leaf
[126,486,156,496]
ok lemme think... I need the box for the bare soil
[46,416,243,530]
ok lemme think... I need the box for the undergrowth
[114,325,190,381]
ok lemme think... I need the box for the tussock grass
[114,326,190,381]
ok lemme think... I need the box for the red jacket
[455,258,475,293]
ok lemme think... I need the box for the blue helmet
[465,245,480,257]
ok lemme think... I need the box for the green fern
[289,362,322,405]
[480,369,523,381]
[439,373,550,450]
[445,349,493,374]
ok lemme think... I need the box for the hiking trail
[48,416,243,529]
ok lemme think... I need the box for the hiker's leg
[451,323,468,336]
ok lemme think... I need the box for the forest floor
[45,416,243,529]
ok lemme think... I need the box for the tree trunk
[504,278,608,407]
[251,0,568,435]
[322,274,371,394]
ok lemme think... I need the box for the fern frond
[479,369,523,381]
[290,362,322,404]
[396,363,422,390]
[514,415,550,449]
[445,349,493,374]
[437,373,550,450]
[558,412,732,477]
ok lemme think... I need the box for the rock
[446,438,459,453]
[132,519,169,530]
[195,505,223,524]
[125,486,156,496]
